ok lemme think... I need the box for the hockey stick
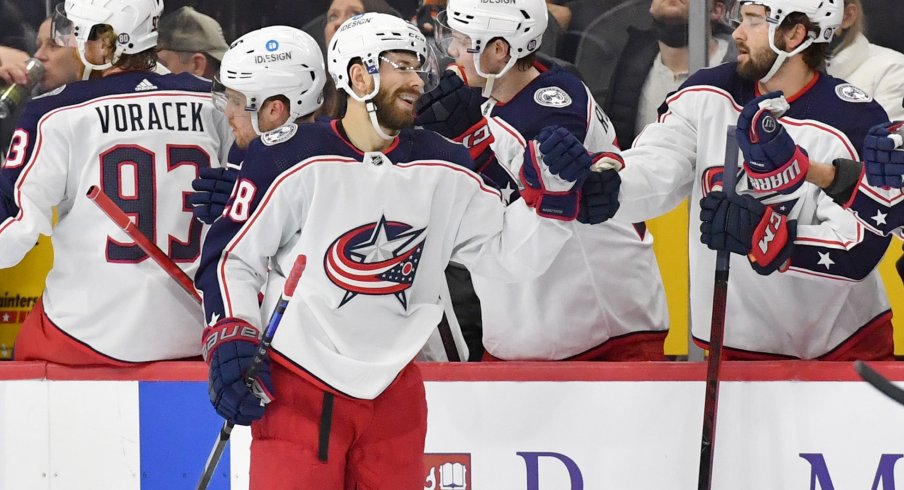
[196,254,307,490]
[856,361,904,406]
[697,127,739,490]
[86,185,201,304]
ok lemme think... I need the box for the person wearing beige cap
[156,6,228,79]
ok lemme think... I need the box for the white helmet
[328,13,438,103]
[215,26,326,134]
[437,0,547,87]
[730,0,842,81]
[327,13,440,139]
[58,0,162,73]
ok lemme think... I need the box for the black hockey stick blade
[698,126,739,490]
[856,361,904,406]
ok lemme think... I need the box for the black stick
[856,361,904,406]
[698,127,739,490]
[196,255,307,490]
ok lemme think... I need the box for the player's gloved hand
[415,70,493,167]
[202,318,274,426]
[189,166,238,224]
[577,163,622,225]
[699,191,797,275]
[520,126,595,220]
[736,91,809,194]
[862,121,904,189]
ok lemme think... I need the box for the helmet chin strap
[759,26,814,84]
[366,101,398,141]
[76,41,122,80]
[474,55,517,98]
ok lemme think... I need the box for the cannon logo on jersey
[325,215,426,309]
[835,83,872,103]
[261,123,298,146]
[534,87,571,108]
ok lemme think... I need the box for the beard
[736,39,781,81]
[652,18,689,48]
[374,86,418,131]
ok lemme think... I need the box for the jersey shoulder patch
[534,86,572,108]
[261,123,298,146]
[835,83,873,103]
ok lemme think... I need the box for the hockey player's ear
[348,62,375,98]
[778,20,808,51]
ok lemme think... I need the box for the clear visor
[435,11,476,57]
[726,1,773,29]
[211,78,252,117]
[379,47,441,93]
[51,3,77,48]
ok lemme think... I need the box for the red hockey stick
[86,185,201,304]
[697,127,739,490]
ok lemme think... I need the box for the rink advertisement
[2,362,904,489]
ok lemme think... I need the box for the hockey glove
[203,318,274,426]
[189,166,238,224]
[863,121,904,189]
[736,91,809,194]
[577,164,622,224]
[700,191,797,275]
[520,126,595,220]
[415,70,493,168]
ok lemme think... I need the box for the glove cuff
[748,212,797,275]
[202,318,260,363]
[521,187,579,221]
[745,146,810,194]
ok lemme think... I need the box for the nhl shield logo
[424,453,471,490]
[533,87,572,108]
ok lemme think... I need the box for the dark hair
[779,12,829,71]
[91,24,157,71]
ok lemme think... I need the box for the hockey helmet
[214,26,326,134]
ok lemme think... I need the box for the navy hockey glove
[203,318,274,426]
[189,166,238,224]
[863,121,904,189]
[415,70,493,168]
[699,191,797,275]
[577,164,621,225]
[520,126,595,220]
[736,92,809,194]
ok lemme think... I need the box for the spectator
[826,0,904,120]
[1,13,82,156]
[418,0,669,362]
[605,0,736,148]
[156,6,229,79]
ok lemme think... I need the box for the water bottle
[0,58,45,119]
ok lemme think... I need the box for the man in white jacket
[827,0,904,120]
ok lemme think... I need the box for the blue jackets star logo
[325,215,426,308]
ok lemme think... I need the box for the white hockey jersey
[196,120,573,399]
[0,71,232,361]
[470,63,669,360]
[617,63,892,359]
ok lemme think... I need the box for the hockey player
[0,0,232,365]
[188,26,326,225]
[195,13,592,488]
[617,0,893,360]
[805,122,904,282]
[415,0,669,361]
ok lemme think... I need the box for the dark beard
[736,42,781,81]
[653,18,689,48]
[374,87,416,131]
